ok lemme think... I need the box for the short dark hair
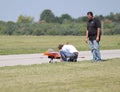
[58,44,63,50]
[87,11,93,17]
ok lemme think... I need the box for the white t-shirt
[61,44,78,53]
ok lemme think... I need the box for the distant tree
[17,15,34,23]
[109,12,114,20]
[114,13,120,22]
[55,16,62,24]
[76,16,88,23]
[40,9,56,23]
[76,17,82,23]
[33,28,45,35]
[0,25,6,35]
[96,15,104,20]
[81,16,88,22]
[6,21,16,35]
[60,14,73,23]
[0,11,120,36]
[0,21,7,35]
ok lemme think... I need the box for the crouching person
[58,44,79,62]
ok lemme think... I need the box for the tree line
[0,9,120,36]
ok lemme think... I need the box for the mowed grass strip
[0,58,120,92]
[0,35,120,55]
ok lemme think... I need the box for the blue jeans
[89,40,101,61]
[60,50,77,61]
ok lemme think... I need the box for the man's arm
[96,28,101,41]
[95,19,101,42]
[85,30,89,44]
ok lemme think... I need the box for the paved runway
[0,50,120,67]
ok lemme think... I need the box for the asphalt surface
[0,50,120,67]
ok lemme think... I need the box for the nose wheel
[48,56,54,63]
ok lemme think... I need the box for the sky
[0,0,120,22]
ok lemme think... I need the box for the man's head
[87,11,94,20]
[58,44,63,50]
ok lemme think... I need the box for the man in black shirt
[85,11,101,62]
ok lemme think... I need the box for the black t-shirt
[87,18,101,40]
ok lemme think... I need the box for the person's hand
[96,37,99,42]
[60,58,62,62]
[85,38,88,44]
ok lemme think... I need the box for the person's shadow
[101,59,109,62]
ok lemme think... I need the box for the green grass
[0,35,120,55]
[0,58,120,92]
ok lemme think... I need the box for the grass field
[0,58,120,92]
[0,35,120,55]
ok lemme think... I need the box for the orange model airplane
[44,49,61,63]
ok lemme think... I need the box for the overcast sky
[0,0,119,22]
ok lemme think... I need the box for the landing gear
[48,56,54,63]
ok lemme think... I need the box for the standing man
[85,11,102,62]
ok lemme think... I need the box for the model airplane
[44,49,61,63]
